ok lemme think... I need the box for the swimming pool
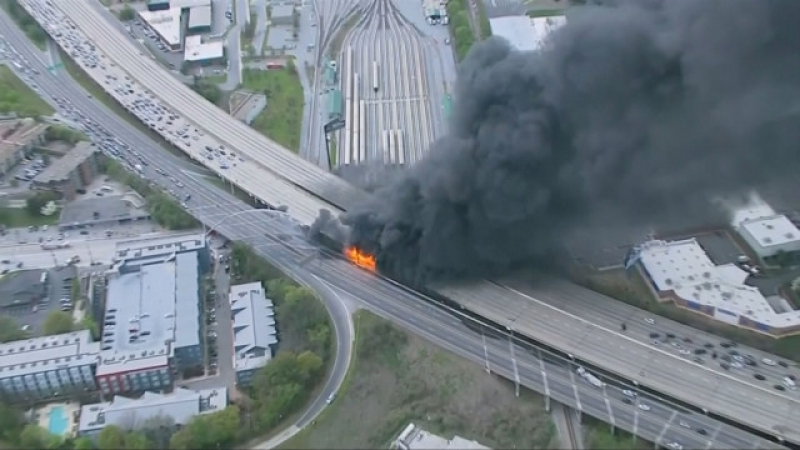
[48,406,69,436]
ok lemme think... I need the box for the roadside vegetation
[447,0,477,61]
[44,124,86,143]
[576,268,800,362]
[243,65,304,152]
[281,310,557,449]
[0,204,58,228]
[0,66,54,117]
[0,0,46,50]
[100,159,199,230]
[583,417,651,450]
[190,76,223,106]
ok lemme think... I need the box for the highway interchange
[4,0,798,447]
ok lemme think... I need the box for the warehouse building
[731,198,800,260]
[138,8,183,51]
[78,387,227,436]
[230,282,278,386]
[636,238,800,337]
[0,119,48,177]
[230,92,267,126]
[184,35,225,65]
[187,5,212,33]
[270,4,295,26]
[489,14,566,52]
[0,331,99,400]
[31,141,101,201]
[58,196,151,232]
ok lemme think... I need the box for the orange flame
[345,246,376,272]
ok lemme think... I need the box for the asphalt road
[4,0,792,446]
[0,7,353,434]
[337,0,443,166]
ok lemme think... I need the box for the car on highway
[666,442,683,450]
[762,358,777,366]
[622,389,636,397]
[637,403,650,411]
[325,393,335,405]
[644,317,655,325]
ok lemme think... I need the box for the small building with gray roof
[0,269,46,312]
[31,141,101,201]
[229,282,278,386]
[58,195,151,232]
[78,387,227,436]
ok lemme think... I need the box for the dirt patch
[282,311,557,449]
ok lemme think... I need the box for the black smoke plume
[339,0,800,285]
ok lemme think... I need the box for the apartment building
[230,282,278,386]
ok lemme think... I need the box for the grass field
[281,311,557,449]
[243,67,304,153]
[0,207,58,228]
[0,65,54,117]
[584,417,651,450]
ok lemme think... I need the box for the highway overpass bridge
[18,0,800,444]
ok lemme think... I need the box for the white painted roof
[489,15,566,52]
[184,35,224,62]
[639,239,800,328]
[78,387,226,433]
[394,423,490,450]
[170,0,211,8]
[187,5,211,29]
[741,215,800,249]
[0,331,99,379]
[139,8,182,46]
[230,282,277,372]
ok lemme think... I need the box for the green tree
[147,192,199,230]
[139,415,175,449]
[73,436,95,450]
[0,316,27,343]
[81,316,99,339]
[71,278,81,301]
[97,425,126,450]
[18,424,58,449]
[0,401,23,443]
[44,125,84,143]
[170,406,239,449]
[119,5,136,21]
[123,431,152,450]
[41,310,75,336]
[191,79,222,105]
[25,191,59,217]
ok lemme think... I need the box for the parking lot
[0,265,78,336]
[126,14,185,70]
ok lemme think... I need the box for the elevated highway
[18,0,800,443]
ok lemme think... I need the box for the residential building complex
[31,141,101,200]
[0,234,210,399]
[392,423,490,450]
[230,282,278,386]
[97,233,207,394]
[78,387,227,436]
[0,118,48,176]
[0,331,99,400]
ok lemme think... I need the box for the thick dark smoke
[339,0,800,285]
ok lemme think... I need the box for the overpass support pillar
[536,347,550,412]
[480,331,491,374]
[603,394,614,433]
[508,336,520,398]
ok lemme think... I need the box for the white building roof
[230,282,277,372]
[139,8,182,46]
[188,5,212,29]
[115,232,206,262]
[0,331,99,379]
[639,239,800,328]
[78,387,227,433]
[740,215,800,250]
[394,423,490,450]
[170,0,211,8]
[488,15,566,52]
[184,35,224,62]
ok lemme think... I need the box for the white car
[667,442,683,450]
[644,318,655,325]
[679,420,690,428]
[679,349,691,356]
[783,376,796,389]
[622,390,636,398]
[762,358,777,366]
[731,362,744,369]
[637,403,651,411]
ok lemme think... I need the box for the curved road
[0,9,354,445]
